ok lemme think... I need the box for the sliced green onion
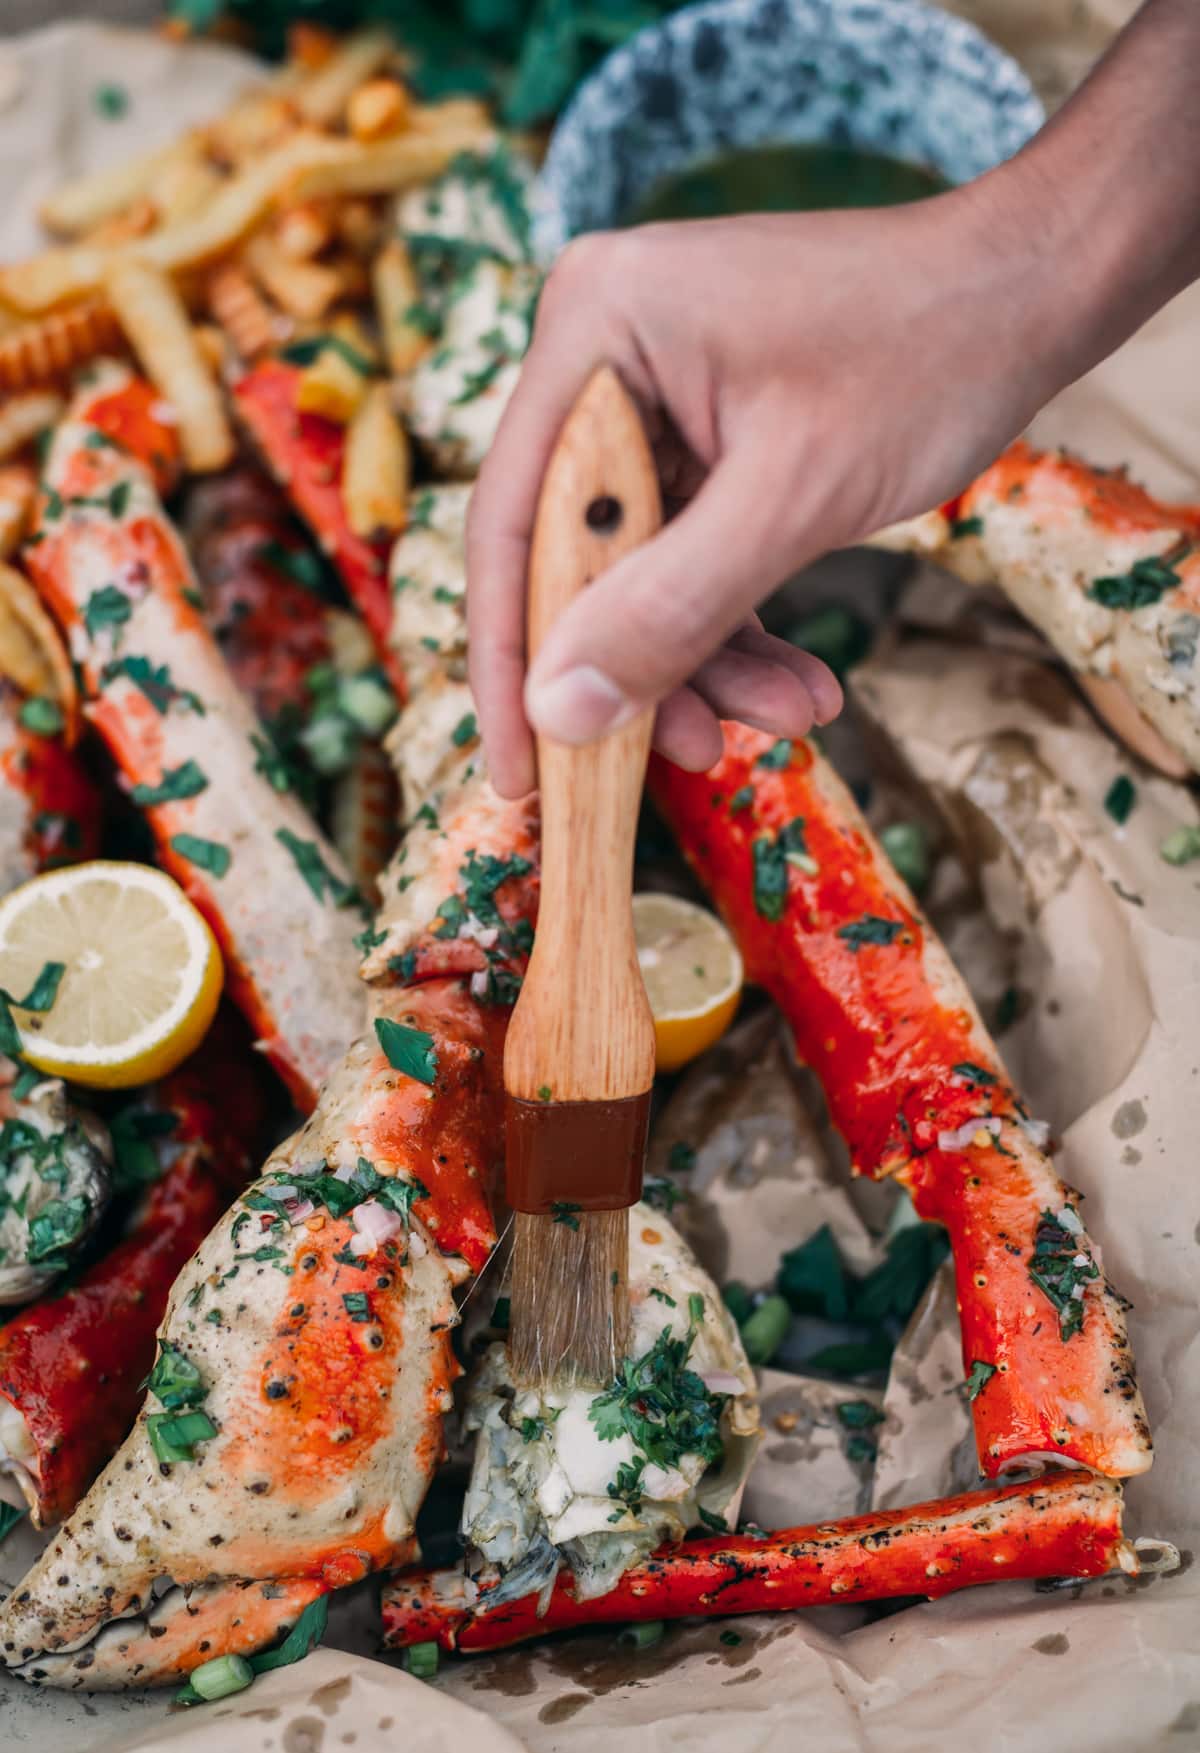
[146,1408,217,1463]
[1161,825,1200,866]
[403,1639,440,1678]
[738,1294,791,1367]
[338,671,396,737]
[188,1653,254,1701]
[300,711,357,777]
[618,1620,664,1649]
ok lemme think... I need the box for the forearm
[989,0,1200,397]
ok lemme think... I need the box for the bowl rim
[532,0,1046,260]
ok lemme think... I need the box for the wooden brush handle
[505,365,660,1106]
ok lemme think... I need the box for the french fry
[372,239,432,374]
[285,124,492,204]
[347,78,410,143]
[204,91,299,167]
[295,344,370,423]
[0,560,80,737]
[0,464,36,560]
[205,263,279,360]
[0,135,340,315]
[335,197,386,258]
[0,391,65,462]
[294,28,398,128]
[37,142,178,238]
[273,201,335,261]
[192,323,231,376]
[149,147,224,228]
[0,301,122,393]
[242,232,343,323]
[82,197,158,248]
[342,383,409,539]
[104,257,233,473]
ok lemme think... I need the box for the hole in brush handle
[585,494,623,535]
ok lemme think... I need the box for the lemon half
[633,891,743,1074]
[0,861,223,1088]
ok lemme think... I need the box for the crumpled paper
[2,12,1200,1753]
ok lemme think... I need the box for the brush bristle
[508,1209,630,1389]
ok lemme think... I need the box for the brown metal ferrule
[505,1091,650,1214]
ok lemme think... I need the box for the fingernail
[526,665,631,743]
[810,674,845,727]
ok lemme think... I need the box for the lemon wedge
[0,861,223,1088]
[633,892,743,1074]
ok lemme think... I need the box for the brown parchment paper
[1,12,1199,1751]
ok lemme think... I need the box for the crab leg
[876,439,1200,774]
[183,466,399,893]
[231,360,401,691]
[0,698,540,1687]
[648,730,1151,1480]
[0,1015,268,1526]
[24,364,366,1109]
[382,1471,1131,1653]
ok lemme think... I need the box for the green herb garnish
[551,1200,581,1231]
[375,1017,438,1085]
[83,584,133,641]
[1028,1208,1098,1340]
[18,696,64,736]
[756,739,793,770]
[146,1342,206,1411]
[1087,553,1182,610]
[131,760,209,807]
[837,914,903,951]
[170,833,230,878]
[1104,775,1137,825]
[964,1360,997,1401]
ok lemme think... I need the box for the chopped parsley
[451,712,478,747]
[964,1360,997,1401]
[952,1062,997,1088]
[835,1399,884,1430]
[1104,775,1137,825]
[1087,552,1183,610]
[755,739,793,770]
[375,1017,438,1086]
[729,786,754,816]
[837,914,903,951]
[1161,825,1200,866]
[18,696,64,737]
[279,333,374,375]
[589,1311,727,1520]
[102,654,204,715]
[342,1291,372,1323]
[643,1177,686,1213]
[131,760,209,807]
[949,514,984,538]
[751,818,815,920]
[110,1107,176,1196]
[1028,1208,1099,1340]
[550,1201,581,1230]
[648,1288,677,1307]
[83,585,133,641]
[255,539,329,597]
[251,732,298,794]
[169,833,230,878]
[27,1195,91,1264]
[145,1342,206,1411]
[354,925,387,956]
[93,83,128,119]
[276,828,360,909]
[13,961,64,1013]
[274,1157,428,1224]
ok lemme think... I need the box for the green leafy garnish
[784,604,871,678]
[26,1195,91,1263]
[1161,825,1200,866]
[146,1342,207,1411]
[94,83,128,119]
[342,1291,372,1323]
[965,1360,997,1401]
[146,1408,217,1464]
[837,914,903,951]
[879,821,930,896]
[18,696,64,737]
[83,584,133,641]
[249,1595,329,1676]
[729,786,754,816]
[279,333,374,375]
[276,828,360,909]
[12,961,64,1013]
[375,1017,438,1085]
[751,818,815,920]
[952,1062,997,1088]
[755,739,793,770]
[102,654,204,715]
[589,1310,726,1516]
[255,538,330,596]
[110,1107,176,1196]
[835,1399,884,1429]
[643,1176,685,1213]
[0,1501,26,1542]
[1087,552,1183,610]
[1028,1208,1098,1340]
[169,833,230,878]
[551,1200,581,1231]
[949,514,984,538]
[131,760,209,807]
[451,711,478,746]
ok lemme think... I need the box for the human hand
[465,173,1087,797]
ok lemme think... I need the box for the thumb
[524,449,799,742]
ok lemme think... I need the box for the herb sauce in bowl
[632,143,947,224]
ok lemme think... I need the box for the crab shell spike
[24,362,366,1110]
[648,727,1152,1481]
[382,1470,1131,1653]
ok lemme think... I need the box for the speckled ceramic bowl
[531,0,1044,260]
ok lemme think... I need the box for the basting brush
[505,365,661,1389]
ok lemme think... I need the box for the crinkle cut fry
[648,728,1151,1480]
[382,1471,1131,1652]
[232,360,403,694]
[24,363,365,1110]
[0,1014,268,1526]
